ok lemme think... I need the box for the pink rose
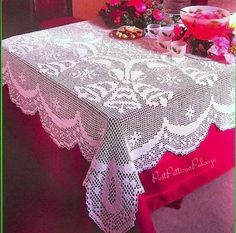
[153,9,164,21]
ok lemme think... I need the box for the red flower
[174,24,182,37]
[109,0,120,6]
[153,9,164,21]
[109,10,123,24]
[114,16,121,24]
[101,5,108,11]
[127,0,141,6]
[145,0,152,4]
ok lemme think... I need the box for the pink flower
[109,0,120,6]
[127,0,147,13]
[212,37,230,54]
[173,24,182,38]
[208,37,235,63]
[208,37,229,56]
[153,9,164,21]
[135,2,146,13]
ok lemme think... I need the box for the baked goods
[114,26,144,39]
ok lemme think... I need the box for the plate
[110,26,144,40]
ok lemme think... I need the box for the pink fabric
[137,124,234,233]
[4,87,234,232]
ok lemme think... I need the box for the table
[3,18,235,233]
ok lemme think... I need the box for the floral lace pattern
[3,18,235,233]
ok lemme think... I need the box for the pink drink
[180,6,231,40]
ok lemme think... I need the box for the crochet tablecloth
[2,18,235,233]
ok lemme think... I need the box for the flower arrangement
[173,13,236,64]
[99,1,236,64]
[99,0,179,29]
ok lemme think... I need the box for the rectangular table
[3,18,235,233]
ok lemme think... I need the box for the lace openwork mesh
[3,18,235,233]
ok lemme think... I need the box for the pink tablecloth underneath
[4,86,234,233]
[137,123,234,233]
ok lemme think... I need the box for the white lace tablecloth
[2,18,235,233]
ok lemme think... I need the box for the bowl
[180,5,231,40]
